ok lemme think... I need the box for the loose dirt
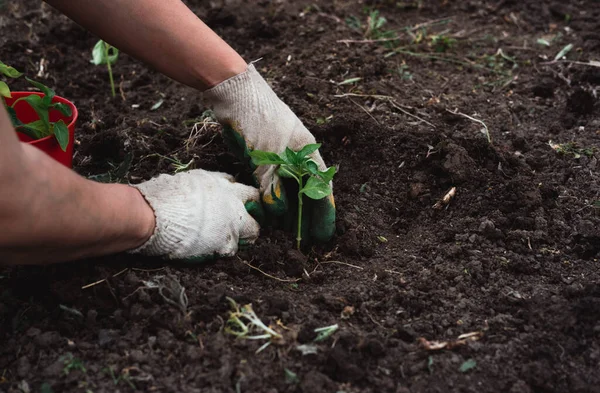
[1,1,600,392]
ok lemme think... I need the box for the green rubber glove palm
[202,63,335,244]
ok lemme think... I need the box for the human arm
[0,105,155,264]
[43,0,336,243]
[43,0,247,90]
[0,106,260,265]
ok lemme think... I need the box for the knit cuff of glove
[127,183,191,257]
[201,62,284,116]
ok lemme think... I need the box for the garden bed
[1,0,599,392]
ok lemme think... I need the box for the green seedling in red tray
[91,40,119,98]
[249,143,336,249]
[1,61,72,151]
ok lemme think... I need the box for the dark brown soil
[2,1,600,392]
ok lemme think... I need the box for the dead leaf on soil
[432,187,457,209]
[418,331,484,351]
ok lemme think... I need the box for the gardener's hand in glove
[202,64,335,244]
[129,169,262,261]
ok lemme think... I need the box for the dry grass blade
[419,330,484,351]
[446,109,491,143]
[320,260,364,270]
[81,268,128,290]
[334,93,435,128]
[238,257,301,283]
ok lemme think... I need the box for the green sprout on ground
[91,40,119,98]
[224,297,283,354]
[346,9,398,46]
[249,143,336,249]
[104,366,136,390]
[1,61,72,151]
[430,34,457,52]
[548,141,594,159]
[60,353,86,376]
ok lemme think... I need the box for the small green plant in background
[249,143,336,249]
[224,297,283,354]
[91,40,119,97]
[60,353,86,376]
[0,61,72,151]
[346,9,398,47]
[430,34,457,52]
[548,140,594,159]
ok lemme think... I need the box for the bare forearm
[44,0,247,90]
[0,112,154,265]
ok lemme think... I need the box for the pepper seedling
[91,40,119,98]
[1,61,72,151]
[249,143,336,249]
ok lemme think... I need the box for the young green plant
[91,40,119,97]
[1,61,72,151]
[249,143,336,249]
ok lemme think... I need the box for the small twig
[119,77,126,102]
[337,37,402,45]
[131,267,166,273]
[389,101,436,128]
[408,17,453,32]
[334,93,435,128]
[384,269,402,275]
[446,109,491,143]
[238,257,301,283]
[320,260,364,270]
[81,268,128,289]
[334,93,394,100]
[348,98,380,125]
[540,59,600,68]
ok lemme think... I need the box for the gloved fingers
[254,165,288,216]
[263,174,288,216]
[222,122,254,168]
[308,193,336,243]
[229,181,265,225]
[230,181,260,203]
[211,171,236,183]
[238,209,261,245]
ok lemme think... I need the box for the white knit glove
[202,63,336,243]
[128,169,261,261]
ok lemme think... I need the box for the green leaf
[51,102,72,117]
[278,165,298,179]
[337,77,362,85]
[25,77,55,104]
[106,45,119,64]
[284,147,300,165]
[459,359,477,373]
[305,160,319,175]
[300,176,332,199]
[0,81,10,98]
[150,99,164,111]
[554,43,573,61]
[21,94,50,129]
[249,149,287,166]
[0,61,23,78]
[53,120,69,152]
[91,40,105,65]
[536,38,550,46]
[296,143,321,159]
[18,120,48,139]
[284,369,299,384]
[318,166,336,183]
[91,40,119,65]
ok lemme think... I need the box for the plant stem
[104,42,115,98]
[296,177,303,250]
